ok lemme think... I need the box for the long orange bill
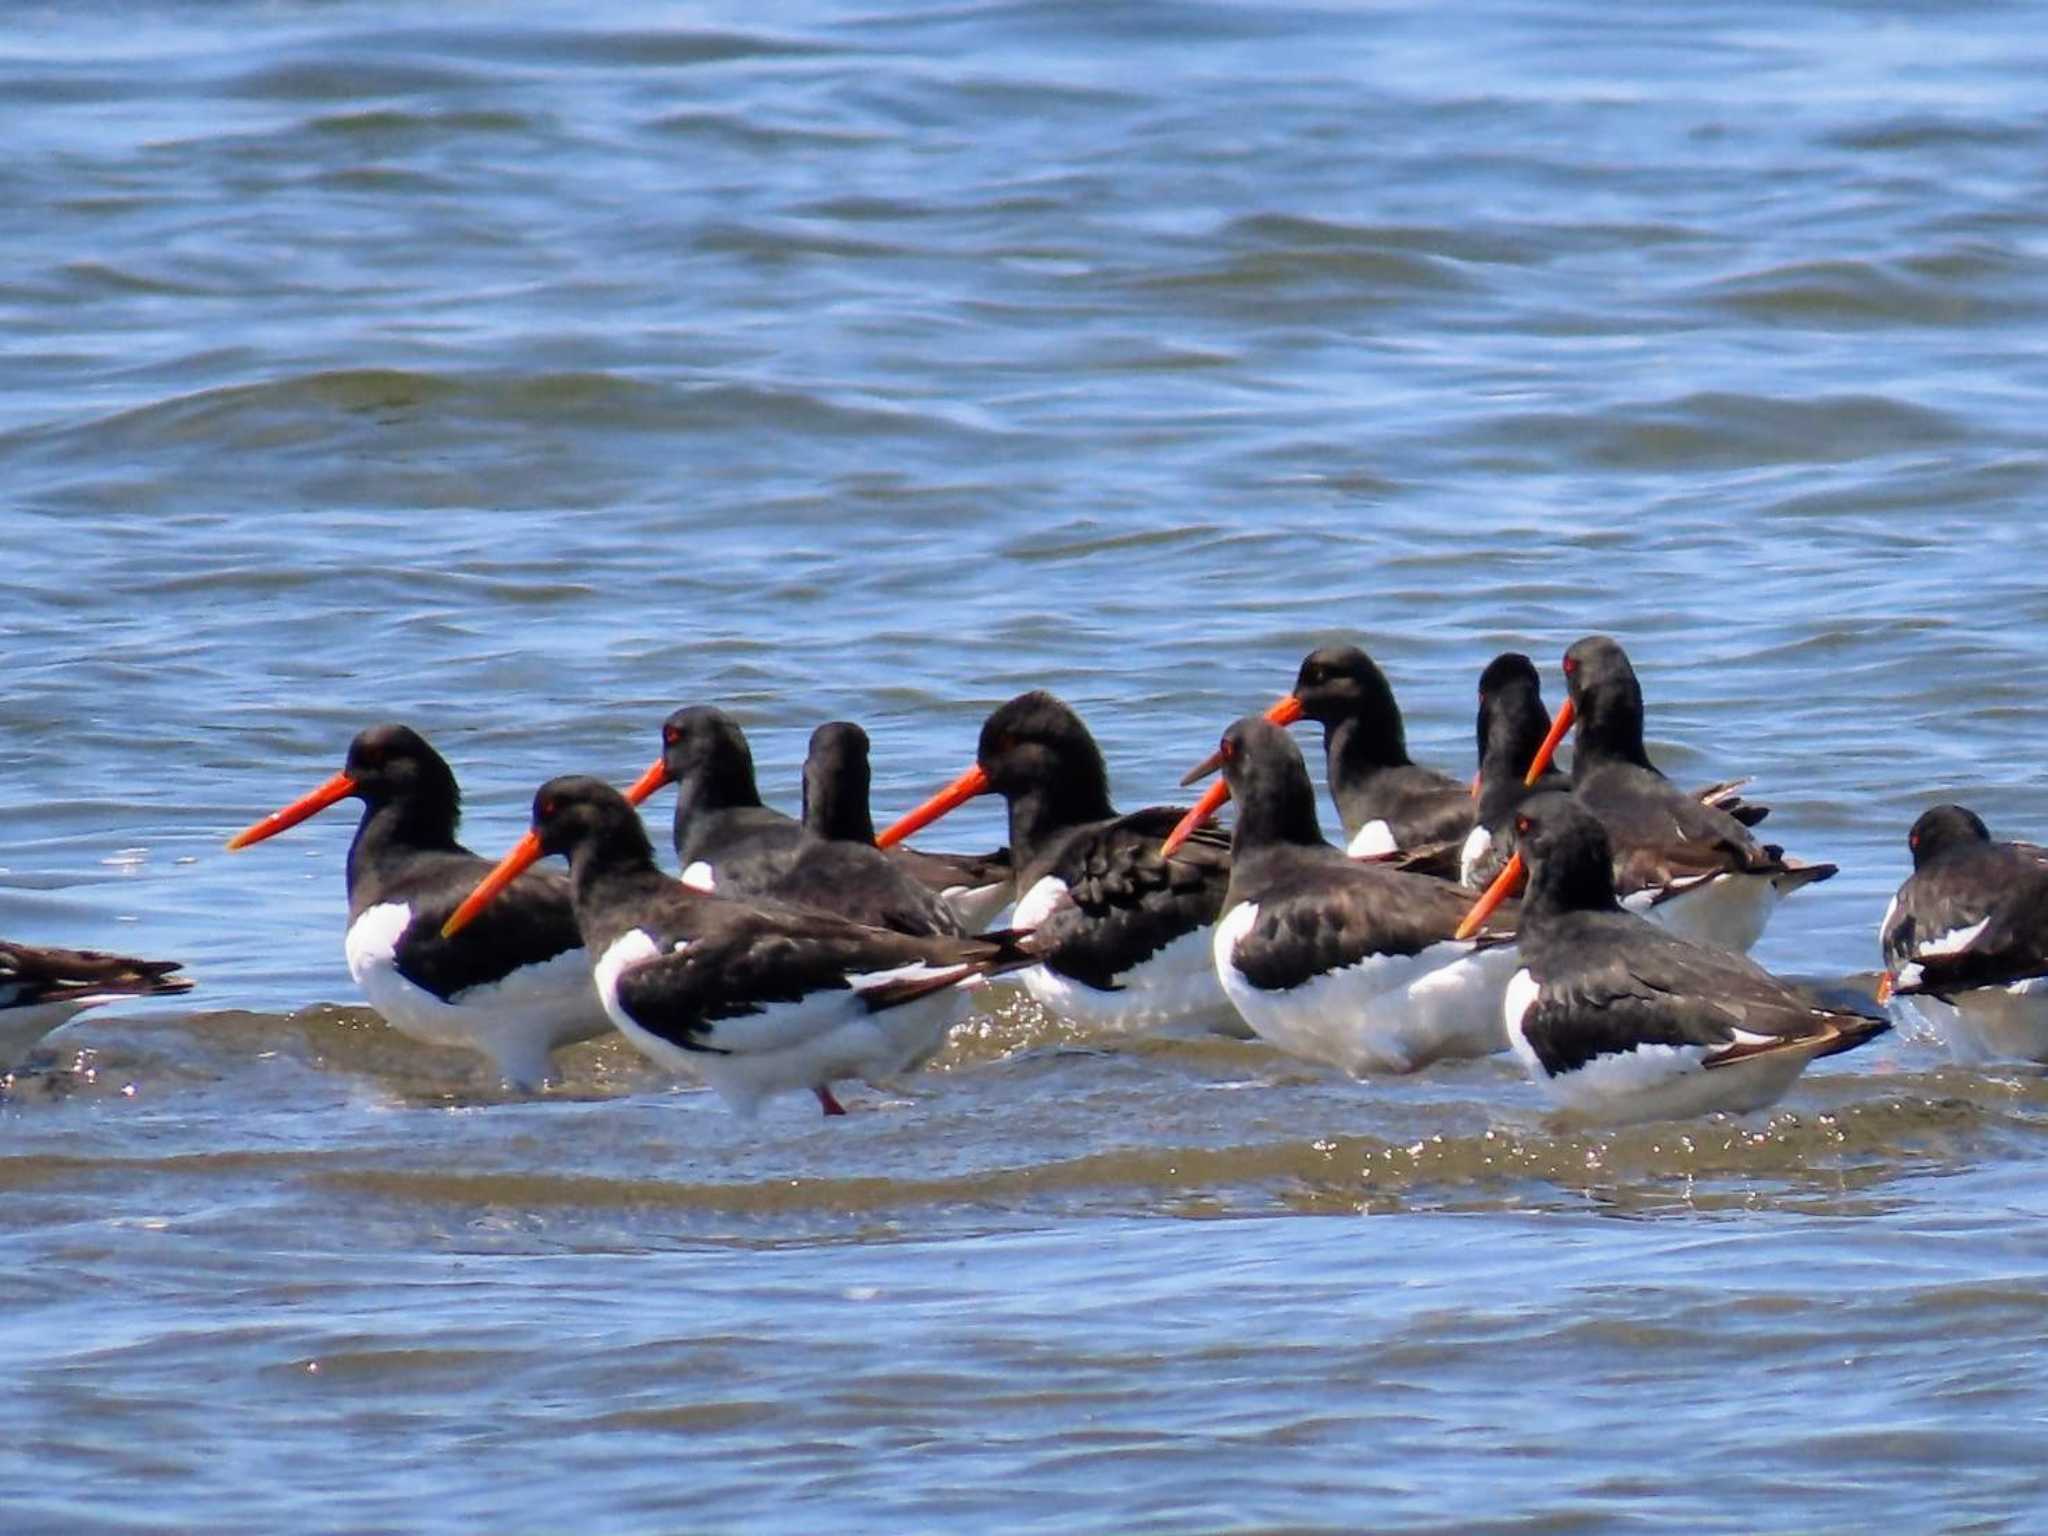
[442,831,544,939]
[1160,781,1229,858]
[225,770,357,850]
[1523,695,1576,787]
[623,757,672,806]
[1469,771,1482,802]
[877,764,990,848]
[1875,971,1895,1005]
[1454,851,1523,941]
[1178,694,1305,786]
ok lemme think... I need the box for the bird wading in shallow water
[623,708,964,938]
[1879,804,2048,1065]
[444,775,1035,1118]
[0,940,193,1073]
[1161,715,1519,1076]
[880,691,1244,1038]
[1510,635,1834,953]
[1459,792,1885,1125]
[226,724,611,1090]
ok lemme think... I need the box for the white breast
[1346,819,1398,859]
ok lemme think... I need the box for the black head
[1475,652,1547,765]
[1907,804,1991,869]
[1478,652,1541,699]
[1215,715,1323,849]
[529,774,656,864]
[658,704,762,806]
[975,691,1108,799]
[1511,791,1621,917]
[1289,645,1404,735]
[802,721,874,841]
[1560,635,1649,766]
[344,723,460,813]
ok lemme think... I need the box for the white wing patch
[1010,875,1072,932]
[1459,824,1495,887]
[1920,916,1991,958]
[1347,820,1398,859]
[680,862,716,893]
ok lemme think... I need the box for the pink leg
[815,1083,848,1117]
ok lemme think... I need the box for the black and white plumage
[801,721,1013,932]
[879,691,1242,1036]
[1480,793,1885,1124]
[1281,645,1474,863]
[227,724,611,1089]
[448,776,1029,1117]
[1880,804,2048,1063]
[0,940,193,1072]
[1457,653,1768,890]
[1528,635,1835,952]
[626,708,965,938]
[1460,652,1571,890]
[1168,716,1519,1076]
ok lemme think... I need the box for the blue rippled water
[5,1,2048,1530]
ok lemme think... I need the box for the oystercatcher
[1161,716,1518,1075]
[443,775,1029,1117]
[1460,652,1570,890]
[226,724,611,1089]
[1,939,193,1072]
[1461,792,1886,1124]
[878,690,1242,1036]
[624,705,803,893]
[1879,804,2048,1063]
[624,709,963,937]
[1178,645,1472,874]
[1517,635,1834,952]
[800,721,1013,931]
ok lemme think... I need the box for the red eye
[1909,832,1919,850]
[1218,737,1237,760]
[540,799,557,818]
[1515,815,1531,835]
[662,726,679,746]
[1562,656,1578,677]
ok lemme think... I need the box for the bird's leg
[815,1084,848,1117]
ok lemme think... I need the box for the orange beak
[1160,778,1231,858]
[1178,693,1304,787]
[1523,695,1576,787]
[623,756,672,807]
[1469,771,1481,802]
[225,770,357,850]
[1875,971,1895,1005]
[1454,850,1524,941]
[441,830,544,939]
[877,764,990,848]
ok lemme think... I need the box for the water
[6,0,2048,1528]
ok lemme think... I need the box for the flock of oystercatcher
[6,634,2040,1126]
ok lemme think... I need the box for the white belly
[1215,902,1514,1074]
[1008,875,1244,1038]
[1346,819,1398,859]
[345,902,610,1090]
[1504,969,1817,1124]
[1631,872,1780,954]
[1909,978,2048,1066]
[941,882,1013,934]
[0,1000,93,1073]
[591,930,971,1116]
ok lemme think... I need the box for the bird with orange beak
[443,775,1031,1117]
[226,724,611,1089]
[879,691,1245,1038]
[1161,715,1519,1076]
[1484,636,1834,954]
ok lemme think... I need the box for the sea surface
[6,1,2048,1530]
